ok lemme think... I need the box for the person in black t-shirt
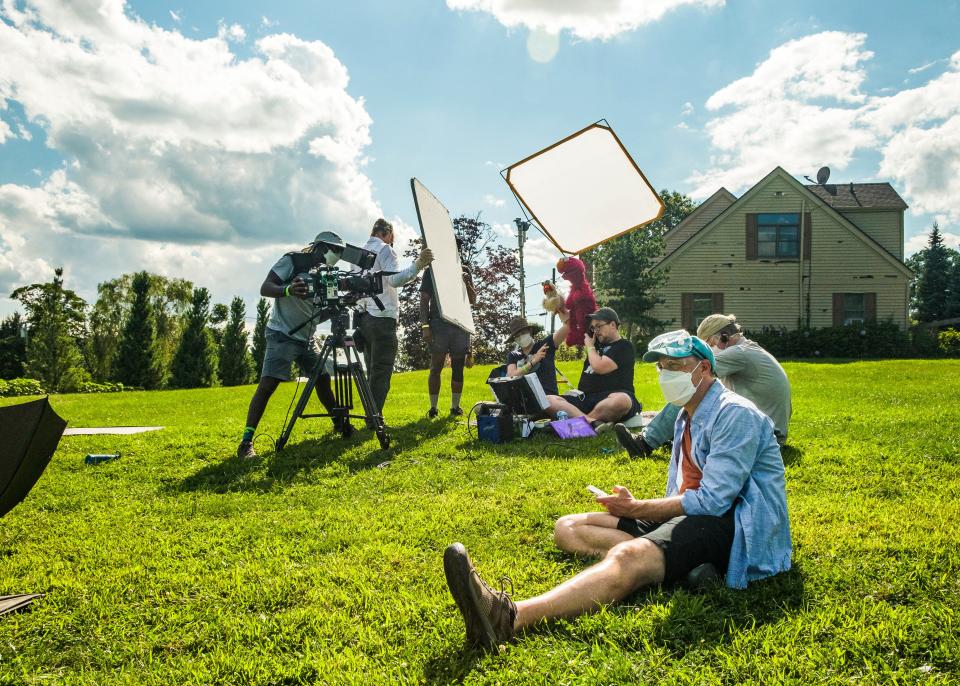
[503,311,570,397]
[545,307,640,428]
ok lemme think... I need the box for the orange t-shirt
[679,419,703,493]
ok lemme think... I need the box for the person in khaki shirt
[616,314,792,458]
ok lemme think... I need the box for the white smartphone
[586,485,609,498]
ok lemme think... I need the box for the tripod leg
[276,343,330,451]
[348,344,389,449]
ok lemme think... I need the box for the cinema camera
[277,237,395,451]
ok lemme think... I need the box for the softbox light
[0,397,66,518]
[410,179,476,335]
[504,122,664,255]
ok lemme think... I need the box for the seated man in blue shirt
[443,330,792,651]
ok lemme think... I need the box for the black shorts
[617,511,734,585]
[429,319,470,356]
[566,390,641,419]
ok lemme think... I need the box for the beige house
[650,167,912,333]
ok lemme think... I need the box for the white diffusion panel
[505,123,664,255]
[410,179,476,335]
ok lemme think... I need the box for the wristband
[421,323,430,328]
[283,284,291,297]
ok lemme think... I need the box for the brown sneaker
[614,424,653,458]
[443,543,517,651]
[236,440,256,459]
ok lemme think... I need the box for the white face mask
[658,363,704,406]
[323,250,340,267]
[516,333,534,349]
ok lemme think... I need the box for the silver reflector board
[504,122,664,255]
[410,179,476,335]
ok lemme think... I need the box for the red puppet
[556,256,597,347]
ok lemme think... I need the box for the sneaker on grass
[443,543,517,652]
[449,407,464,417]
[427,407,439,419]
[236,440,256,460]
[614,424,654,458]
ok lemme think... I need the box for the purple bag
[551,416,597,439]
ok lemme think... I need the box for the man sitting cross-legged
[543,306,640,430]
[443,330,792,651]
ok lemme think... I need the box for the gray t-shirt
[266,254,316,343]
[714,337,792,439]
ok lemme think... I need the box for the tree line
[1,268,272,391]
[905,222,960,323]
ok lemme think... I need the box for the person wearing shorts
[420,258,476,418]
[442,330,792,651]
[544,307,641,429]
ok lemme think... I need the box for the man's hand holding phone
[594,485,637,517]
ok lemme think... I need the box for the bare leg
[584,392,632,424]
[553,512,633,557]
[244,376,281,429]
[428,352,446,395]
[545,394,584,418]
[514,538,665,630]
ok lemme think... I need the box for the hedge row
[0,378,126,396]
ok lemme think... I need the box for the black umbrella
[0,396,66,518]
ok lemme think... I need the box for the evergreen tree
[209,302,229,347]
[114,271,165,389]
[170,287,219,388]
[949,257,960,319]
[252,298,270,374]
[0,312,27,379]
[916,223,952,322]
[585,189,697,339]
[219,296,253,386]
[11,267,89,391]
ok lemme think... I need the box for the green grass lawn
[1,360,959,684]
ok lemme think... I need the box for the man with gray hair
[616,314,792,458]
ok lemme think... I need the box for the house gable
[662,188,736,255]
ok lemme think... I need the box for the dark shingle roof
[804,182,908,210]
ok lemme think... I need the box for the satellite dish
[816,166,831,185]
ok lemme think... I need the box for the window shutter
[803,212,812,261]
[746,214,758,260]
[832,293,844,327]
[712,292,724,312]
[681,293,693,331]
[865,292,877,321]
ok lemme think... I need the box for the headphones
[719,332,729,344]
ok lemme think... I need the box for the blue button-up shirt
[667,381,792,589]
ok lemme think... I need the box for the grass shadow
[169,416,457,494]
[781,444,803,467]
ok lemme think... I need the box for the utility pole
[514,218,529,318]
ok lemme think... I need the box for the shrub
[75,381,125,393]
[748,318,912,359]
[0,377,45,397]
[939,329,960,357]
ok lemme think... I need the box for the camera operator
[237,231,347,460]
[354,218,434,419]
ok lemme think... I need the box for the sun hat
[506,316,536,342]
[697,313,737,341]
[642,329,715,370]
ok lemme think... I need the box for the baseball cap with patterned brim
[642,329,715,369]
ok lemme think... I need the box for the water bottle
[555,411,568,421]
[84,453,120,465]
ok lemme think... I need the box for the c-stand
[276,306,390,451]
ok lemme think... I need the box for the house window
[842,293,865,325]
[692,294,714,328]
[756,213,799,258]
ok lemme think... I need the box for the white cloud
[217,21,246,43]
[681,101,694,116]
[905,229,960,256]
[261,16,279,29]
[446,0,725,41]
[483,193,505,208]
[688,33,960,228]
[908,60,938,75]
[0,0,386,312]
[169,10,180,23]
[522,236,559,267]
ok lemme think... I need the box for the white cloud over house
[0,0,385,308]
[688,32,960,231]
[445,0,724,41]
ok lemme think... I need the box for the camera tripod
[276,308,390,451]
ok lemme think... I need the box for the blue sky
[1,0,959,325]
